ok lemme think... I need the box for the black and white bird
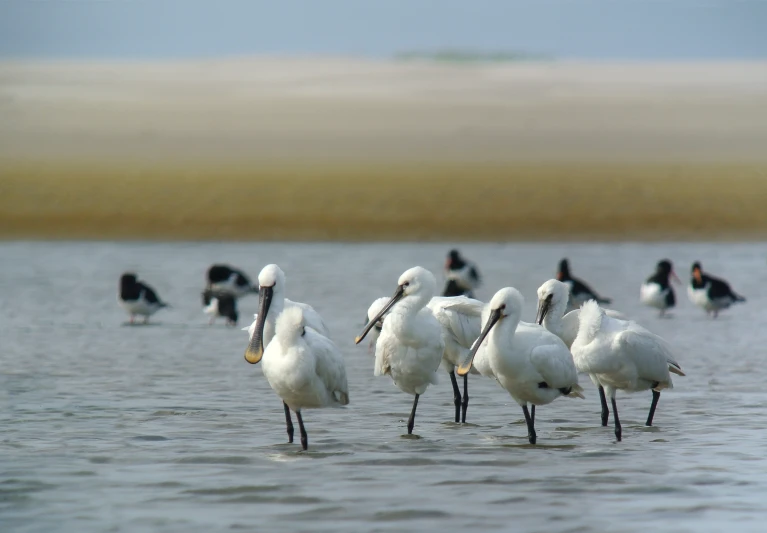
[206,264,258,298]
[119,273,169,324]
[556,258,611,311]
[442,249,482,298]
[687,262,745,318]
[640,259,680,317]
[202,289,239,326]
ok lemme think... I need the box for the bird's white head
[274,306,306,344]
[398,266,437,301]
[244,264,286,365]
[488,287,525,320]
[361,296,390,351]
[457,287,524,376]
[354,266,436,345]
[258,264,285,291]
[535,279,570,325]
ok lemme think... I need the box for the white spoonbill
[640,259,681,317]
[571,300,686,441]
[363,295,483,423]
[457,287,584,445]
[261,307,349,450]
[244,264,329,444]
[355,267,444,435]
[535,279,627,426]
[535,279,626,349]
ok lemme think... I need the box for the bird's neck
[269,292,286,318]
[542,300,567,336]
[488,313,520,352]
[386,295,430,339]
[395,293,430,316]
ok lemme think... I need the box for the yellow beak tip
[354,336,363,345]
[244,348,263,365]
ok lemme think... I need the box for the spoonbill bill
[355,267,444,435]
[457,287,584,445]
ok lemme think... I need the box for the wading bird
[206,264,258,298]
[356,267,444,435]
[457,287,584,445]
[119,273,169,324]
[442,249,482,298]
[244,264,329,444]
[640,259,680,317]
[363,295,483,423]
[261,307,349,450]
[570,300,685,441]
[202,289,238,326]
[687,261,745,318]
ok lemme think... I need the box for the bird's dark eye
[403,282,410,287]
[500,304,506,310]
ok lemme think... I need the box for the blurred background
[1,0,766,241]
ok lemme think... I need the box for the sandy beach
[1,58,766,240]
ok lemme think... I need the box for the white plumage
[457,287,584,445]
[261,306,349,450]
[535,279,626,349]
[244,264,329,364]
[203,296,220,324]
[355,267,445,435]
[363,294,483,423]
[570,300,685,441]
[639,283,669,312]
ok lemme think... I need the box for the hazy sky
[1,0,765,60]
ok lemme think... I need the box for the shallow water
[1,241,765,533]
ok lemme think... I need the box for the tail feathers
[733,293,746,303]
[159,302,170,308]
[249,286,260,294]
[567,383,586,399]
[597,297,612,305]
[668,362,686,376]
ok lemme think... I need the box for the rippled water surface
[2,241,766,533]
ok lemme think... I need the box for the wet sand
[2,59,766,240]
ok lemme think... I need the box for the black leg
[407,394,420,435]
[449,371,461,423]
[283,402,294,443]
[295,410,308,450]
[646,389,661,426]
[610,396,622,442]
[522,405,537,445]
[461,373,469,424]
[598,386,610,426]
[530,404,535,424]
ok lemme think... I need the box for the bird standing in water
[442,249,482,298]
[118,273,169,324]
[687,262,745,318]
[640,259,680,317]
[261,307,349,450]
[356,267,444,436]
